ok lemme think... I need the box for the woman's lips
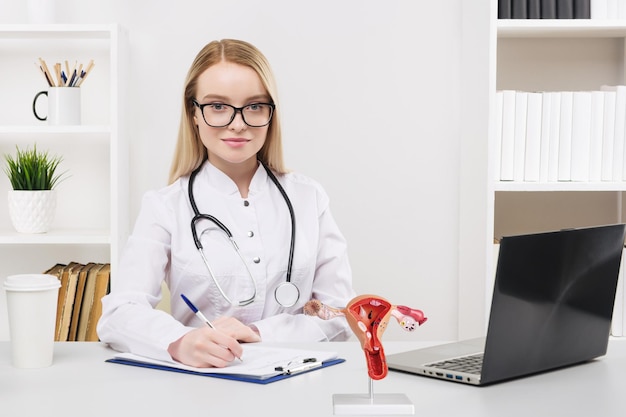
[222,138,250,148]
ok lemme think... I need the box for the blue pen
[181,293,216,328]
[180,294,242,361]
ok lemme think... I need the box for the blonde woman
[98,39,355,368]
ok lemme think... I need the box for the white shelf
[494,182,626,192]
[458,2,626,342]
[0,23,128,281]
[0,229,110,245]
[498,19,626,38]
[0,125,110,135]
[0,24,119,39]
[490,15,626,338]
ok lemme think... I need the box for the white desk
[1,340,625,416]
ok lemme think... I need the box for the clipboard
[106,356,345,384]
[105,345,346,384]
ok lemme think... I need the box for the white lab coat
[97,161,355,361]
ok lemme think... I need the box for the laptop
[386,223,626,386]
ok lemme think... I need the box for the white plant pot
[8,190,57,234]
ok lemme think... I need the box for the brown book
[44,263,66,279]
[57,262,85,341]
[68,263,96,341]
[51,262,82,341]
[76,263,105,342]
[44,263,67,340]
[85,263,111,341]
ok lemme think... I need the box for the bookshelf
[457,2,626,339]
[490,16,626,335]
[0,24,128,340]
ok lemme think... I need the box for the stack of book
[498,0,591,19]
[495,87,626,183]
[44,262,111,342]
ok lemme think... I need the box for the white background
[0,0,466,342]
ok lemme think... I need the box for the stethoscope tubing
[263,162,296,284]
[188,159,296,306]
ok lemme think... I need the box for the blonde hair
[168,39,285,184]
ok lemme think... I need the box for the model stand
[333,377,414,415]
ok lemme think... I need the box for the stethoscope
[188,160,299,307]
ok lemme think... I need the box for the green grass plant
[3,144,67,190]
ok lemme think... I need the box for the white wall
[0,0,464,342]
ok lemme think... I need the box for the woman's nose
[228,109,247,131]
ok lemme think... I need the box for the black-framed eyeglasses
[192,100,275,128]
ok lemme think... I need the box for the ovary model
[304,295,427,380]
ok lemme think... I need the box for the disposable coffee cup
[32,87,81,125]
[4,274,60,368]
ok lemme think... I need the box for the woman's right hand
[167,325,244,368]
[167,316,261,368]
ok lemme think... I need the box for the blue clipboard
[106,357,346,384]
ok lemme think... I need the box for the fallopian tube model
[304,295,427,380]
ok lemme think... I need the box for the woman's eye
[247,103,262,111]
[210,103,226,111]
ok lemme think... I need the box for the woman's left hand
[212,316,262,343]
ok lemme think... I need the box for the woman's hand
[167,317,261,368]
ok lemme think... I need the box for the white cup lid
[4,274,61,291]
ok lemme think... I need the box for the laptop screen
[481,224,626,384]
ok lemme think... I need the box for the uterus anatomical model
[304,294,427,380]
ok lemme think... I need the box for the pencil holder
[33,87,81,126]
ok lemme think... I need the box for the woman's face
[193,61,270,172]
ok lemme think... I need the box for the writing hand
[167,326,243,368]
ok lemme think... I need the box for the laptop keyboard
[425,353,484,375]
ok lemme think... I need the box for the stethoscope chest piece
[274,281,300,307]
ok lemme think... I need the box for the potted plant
[3,144,67,233]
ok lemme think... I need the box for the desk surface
[1,339,625,417]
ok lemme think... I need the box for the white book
[601,91,616,181]
[619,0,626,19]
[591,0,608,18]
[499,90,516,181]
[570,91,592,182]
[607,0,618,18]
[539,92,552,182]
[601,85,626,180]
[524,92,542,182]
[494,91,504,182]
[558,91,573,181]
[588,91,605,182]
[513,91,528,182]
[547,92,561,182]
